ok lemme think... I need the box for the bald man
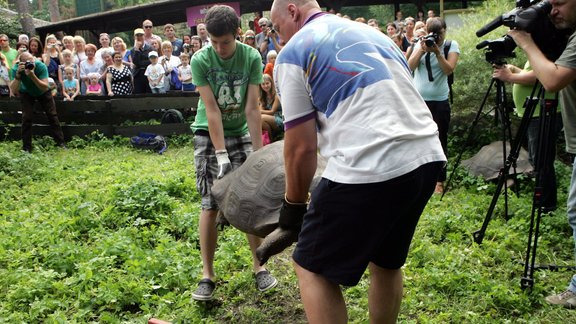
[259,0,446,322]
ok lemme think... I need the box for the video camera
[476,36,516,65]
[476,0,570,62]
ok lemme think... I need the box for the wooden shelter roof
[36,0,469,38]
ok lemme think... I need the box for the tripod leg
[521,95,559,290]
[474,84,541,244]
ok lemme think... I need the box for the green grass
[1,137,576,323]
[2,1,575,321]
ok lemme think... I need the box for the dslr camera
[25,61,35,70]
[423,33,439,47]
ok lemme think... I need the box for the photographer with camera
[408,17,460,194]
[259,21,283,64]
[506,0,576,308]
[9,51,65,152]
[492,61,563,212]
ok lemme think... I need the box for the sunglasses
[259,24,267,27]
[144,26,153,29]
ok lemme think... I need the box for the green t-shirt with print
[191,41,263,137]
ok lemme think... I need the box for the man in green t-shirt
[10,51,65,152]
[0,34,18,69]
[190,5,274,301]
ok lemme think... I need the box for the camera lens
[25,61,34,70]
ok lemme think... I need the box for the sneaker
[545,290,576,308]
[255,270,278,292]
[192,278,216,301]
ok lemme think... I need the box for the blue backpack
[130,132,167,154]
[170,69,182,90]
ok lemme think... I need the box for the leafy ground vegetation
[1,135,576,323]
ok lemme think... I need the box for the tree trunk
[48,0,61,22]
[13,0,36,36]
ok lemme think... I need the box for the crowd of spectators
[1,18,214,99]
[1,8,446,149]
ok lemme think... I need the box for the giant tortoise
[212,140,326,263]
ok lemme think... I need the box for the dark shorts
[193,133,252,210]
[293,161,442,286]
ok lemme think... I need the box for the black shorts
[293,161,442,286]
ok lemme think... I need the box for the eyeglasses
[259,24,267,27]
[144,26,153,29]
[245,36,255,39]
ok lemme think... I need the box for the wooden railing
[0,92,199,141]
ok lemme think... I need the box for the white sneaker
[545,290,576,309]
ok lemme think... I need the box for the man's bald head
[19,51,33,62]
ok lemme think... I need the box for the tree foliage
[0,16,23,41]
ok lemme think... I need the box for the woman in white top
[72,35,87,65]
[95,33,112,65]
[159,40,181,92]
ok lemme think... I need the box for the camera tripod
[462,78,571,289]
[443,76,518,217]
[518,85,572,290]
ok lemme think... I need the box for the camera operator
[9,51,65,152]
[408,17,460,194]
[259,21,283,64]
[492,61,563,212]
[507,0,576,308]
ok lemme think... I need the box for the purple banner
[186,2,241,27]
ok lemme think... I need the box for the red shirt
[254,17,262,34]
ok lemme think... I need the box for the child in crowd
[62,66,80,101]
[259,73,283,141]
[145,51,165,94]
[178,52,195,92]
[58,49,79,88]
[86,72,102,95]
[263,50,277,80]
[48,77,58,97]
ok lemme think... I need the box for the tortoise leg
[256,227,299,265]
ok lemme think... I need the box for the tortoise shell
[212,140,326,238]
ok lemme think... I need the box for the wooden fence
[0,93,199,141]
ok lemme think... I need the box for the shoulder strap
[443,40,451,59]
[444,40,454,104]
